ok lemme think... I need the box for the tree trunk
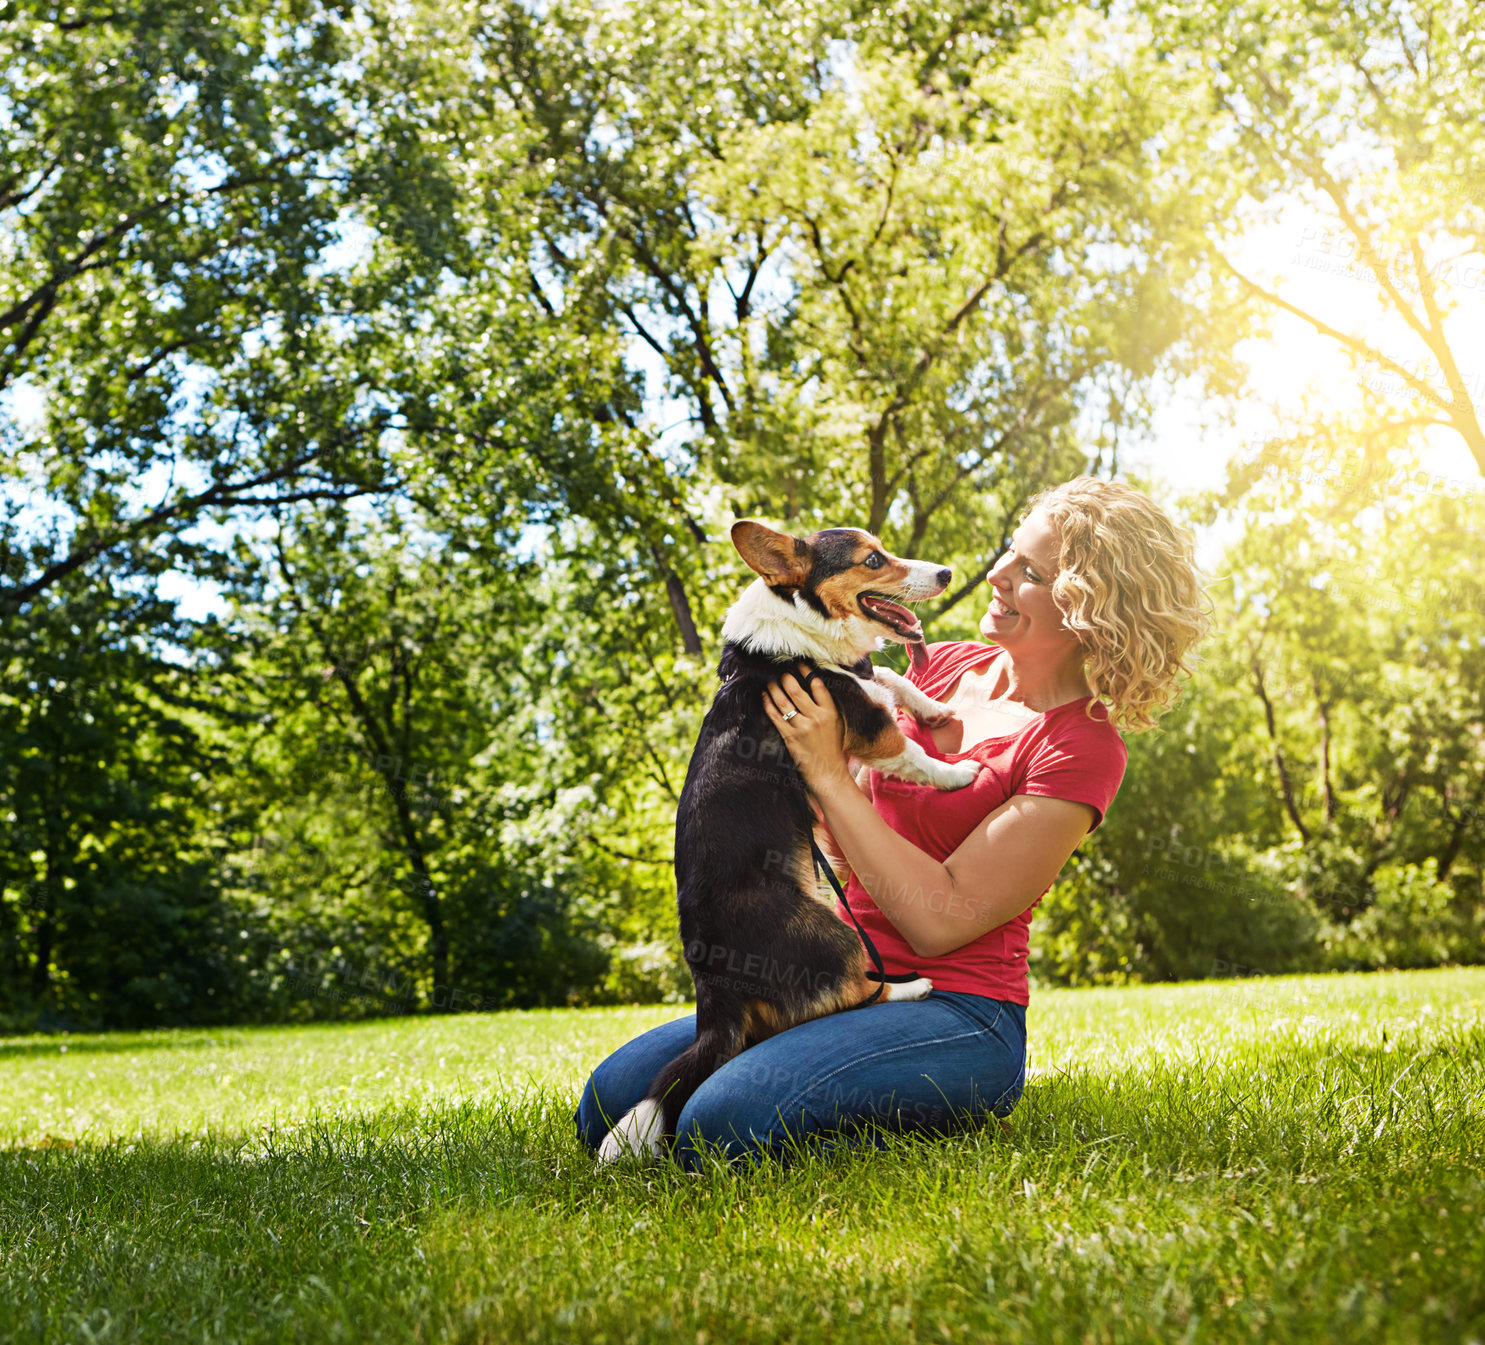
[1314,681,1337,824]
[1253,660,1310,843]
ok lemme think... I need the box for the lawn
[2,967,1483,1343]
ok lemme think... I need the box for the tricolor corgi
[596,521,980,1162]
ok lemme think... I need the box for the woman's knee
[673,1081,785,1171]
[574,1068,611,1152]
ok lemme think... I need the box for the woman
[576,477,1209,1169]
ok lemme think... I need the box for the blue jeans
[575,990,1027,1170]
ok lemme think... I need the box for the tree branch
[1408,237,1485,474]
[0,441,382,609]
[1215,253,1453,414]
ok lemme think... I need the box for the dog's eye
[862,552,885,569]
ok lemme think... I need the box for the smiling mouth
[989,595,1018,617]
[858,591,925,641]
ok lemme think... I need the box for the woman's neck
[986,647,1092,713]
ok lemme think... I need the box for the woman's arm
[810,757,869,884]
[810,778,1092,958]
[764,670,1094,960]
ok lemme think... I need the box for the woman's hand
[761,664,854,797]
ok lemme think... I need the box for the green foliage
[0,0,468,602]
[1131,0,1485,473]
[1323,860,1485,972]
[0,577,267,1030]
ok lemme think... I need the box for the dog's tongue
[858,593,930,670]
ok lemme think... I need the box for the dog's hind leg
[845,968,934,1010]
[881,976,933,1001]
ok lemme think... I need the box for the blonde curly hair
[1026,477,1212,734]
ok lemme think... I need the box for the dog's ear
[731,520,810,586]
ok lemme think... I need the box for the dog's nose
[937,567,952,585]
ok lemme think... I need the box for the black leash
[809,835,888,1007]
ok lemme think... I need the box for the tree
[479,0,1254,614]
[1206,434,1485,895]
[0,0,489,614]
[1134,0,1485,476]
[210,506,621,1010]
[0,576,252,1028]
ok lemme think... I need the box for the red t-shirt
[836,640,1128,1005]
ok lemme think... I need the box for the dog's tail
[595,1024,742,1163]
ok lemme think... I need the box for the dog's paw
[913,698,957,729]
[885,976,933,1002]
[929,758,980,791]
[596,1099,666,1164]
[874,747,980,791]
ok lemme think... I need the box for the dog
[596,520,981,1162]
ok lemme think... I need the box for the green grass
[2,969,1483,1343]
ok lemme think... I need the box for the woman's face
[978,508,1082,664]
